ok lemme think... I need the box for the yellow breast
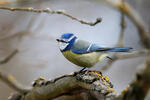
[62,50,107,68]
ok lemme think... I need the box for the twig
[101,49,150,71]
[0,0,49,6]
[24,70,118,100]
[104,0,146,32]
[0,0,27,5]
[0,6,102,26]
[0,71,31,94]
[117,0,126,47]
[0,49,18,64]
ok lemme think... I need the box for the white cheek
[59,42,69,50]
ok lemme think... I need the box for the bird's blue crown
[61,33,74,40]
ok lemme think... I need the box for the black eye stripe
[56,38,69,43]
[60,40,68,43]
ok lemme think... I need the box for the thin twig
[0,6,102,26]
[0,71,31,94]
[0,0,29,5]
[0,49,18,64]
[101,49,150,71]
[0,0,50,6]
[104,0,146,32]
[117,1,126,47]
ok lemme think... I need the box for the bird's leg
[106,56,113,61]
[74,67,87,76]
[79,67,87,73]
[74,67,89,76]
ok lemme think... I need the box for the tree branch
[0,49,18,64]
[0,6,102,26]
[23,70,117,100]
[8,93,24,100]
[0,71,31,94]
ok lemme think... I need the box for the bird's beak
[56,39,60,42]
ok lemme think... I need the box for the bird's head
[56,33,77,51]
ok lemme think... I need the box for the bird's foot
[79,67,87,73]
[32,76,47,87]
[74,67,87,76]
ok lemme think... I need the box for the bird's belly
[62,50,102,67]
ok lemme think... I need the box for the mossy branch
[9,70,117,100]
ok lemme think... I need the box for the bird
[56,33,132,70]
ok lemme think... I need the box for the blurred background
[0,0,149,100]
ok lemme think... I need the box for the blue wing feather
[72,44,100,54]
[71,39,103,54]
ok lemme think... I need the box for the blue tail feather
[107,47,132,52]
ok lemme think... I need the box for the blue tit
[56,33,132,68]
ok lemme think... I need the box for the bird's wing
[71,39,102,54]
[71,39,132,54]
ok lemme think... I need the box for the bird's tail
[105,47,132,52]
